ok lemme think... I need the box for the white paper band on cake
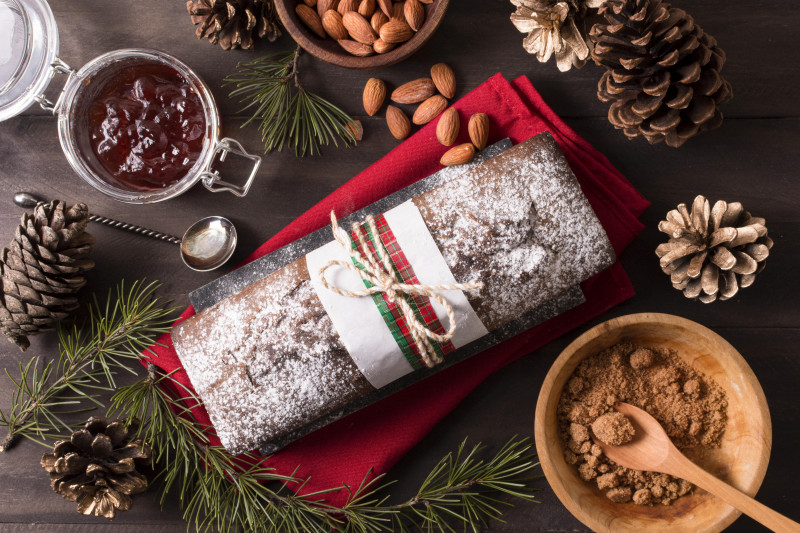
[307,201,489,389]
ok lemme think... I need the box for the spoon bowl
[180,216,237,272]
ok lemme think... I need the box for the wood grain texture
[535,314,771,533]
[0,0,798,531]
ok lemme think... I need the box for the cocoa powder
[557,342,728,505]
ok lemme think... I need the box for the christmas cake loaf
[171,132,615,454]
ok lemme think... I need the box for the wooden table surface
[1,0,798,531]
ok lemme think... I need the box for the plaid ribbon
[349,214,455,369]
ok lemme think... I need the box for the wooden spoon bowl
[274,0,451,70]
[535,313,771,533]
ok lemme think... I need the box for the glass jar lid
[0,0,58,121]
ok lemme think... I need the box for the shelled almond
[296,0,430,56]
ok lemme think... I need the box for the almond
[436,107,459,146]
[337,0,358,14]
[373,38,395,54]
[391,78,435,104]
[413,94,447,125]
[296,4,326,38]
[386,105,411,140]
[318,0,339,17]
[303,0,318,6]
[431,63,456,99]
[391,2,405,20]
[358,0,375,17]
[468,113,489,150]
[362,78,386,116]
[338,39,374,56]
[370,10,388,33]
[377,0,392,16]
[322,10,349,40]
[419,0,432,3]
[404,0,424,31]
[342,11,376,44]
[379,19,413,43]
[440,143,476,166]
[347,119,364,141]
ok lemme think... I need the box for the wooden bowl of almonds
[275,0,450,69]
[535,313,771,533]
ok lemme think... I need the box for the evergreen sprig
[0,280,176,451]
[109,363,541,533]
[225,47,359,157]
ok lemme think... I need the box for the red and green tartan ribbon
[347,214,455,370]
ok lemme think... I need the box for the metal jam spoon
[13,192,237,272]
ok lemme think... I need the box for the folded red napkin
[145,73,648,506]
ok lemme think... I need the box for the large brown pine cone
[0,201,94,351]
[656,196,772,303]
[589,0,732,147]
[40,418,151,520]
[187,0,281,50]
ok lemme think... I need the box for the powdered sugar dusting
[172,260,371,454]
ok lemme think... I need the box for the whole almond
[343,11,376,44]
[347,119,364,141]
[391,2,405,20]
[468,113,489,150]
[338,39,374,56]
[431,63,456,99]
[377,0,392,16]
[303,0,318,6]
[379,19,413,43]
[440,143,476,166]
[391,78,435,104]
[318,0,339,17]
[386,105,411,140]
[371,10,388,33]
[373,38,396,54]
[413,94,448,125]
[296,4,327,38]
[358,0,375,17]
[436,107,460,146]
[337,0,358,14]
[404,0,424,31]
[363,78,386,116]
[419,0,432,3]
[322,10,349,40]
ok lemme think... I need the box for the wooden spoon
[592,402,800,533]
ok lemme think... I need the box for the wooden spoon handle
[677,459,800,532]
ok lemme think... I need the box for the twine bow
[319,211,484,368]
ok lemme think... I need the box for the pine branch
[108,364,541,533]
[225,46,359,157]
[0,280,176,451]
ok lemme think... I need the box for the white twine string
[318,211,483,368]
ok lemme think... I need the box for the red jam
[88,63,206,191]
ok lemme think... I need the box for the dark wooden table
[1,0,798,531]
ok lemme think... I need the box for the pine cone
[0,201,94,351]
[589,0,732,147]
[656,196,772,303]
[40,417,151,520]
[510,0,603,72]
[187,0,281,50]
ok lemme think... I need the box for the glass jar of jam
[0,0,260,203]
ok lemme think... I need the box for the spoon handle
[13,192,181,245]
[87,214,182,245]
[674,457,800,532]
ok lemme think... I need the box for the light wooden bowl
[274,0,450,70]
[535,313,771,533]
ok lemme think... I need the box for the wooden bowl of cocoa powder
[535,313,771,533]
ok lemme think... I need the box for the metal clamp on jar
[0,0,261,204]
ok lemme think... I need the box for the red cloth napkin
[145,74,648,506]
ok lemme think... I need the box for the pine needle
[225,47,358,157]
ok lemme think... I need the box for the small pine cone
[187,0,281,50]
[589,0,732,147]
[656,195,773,303]
[0,201,94,351]
[41,418,152,520]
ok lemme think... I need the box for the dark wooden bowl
[274,0,451,70]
